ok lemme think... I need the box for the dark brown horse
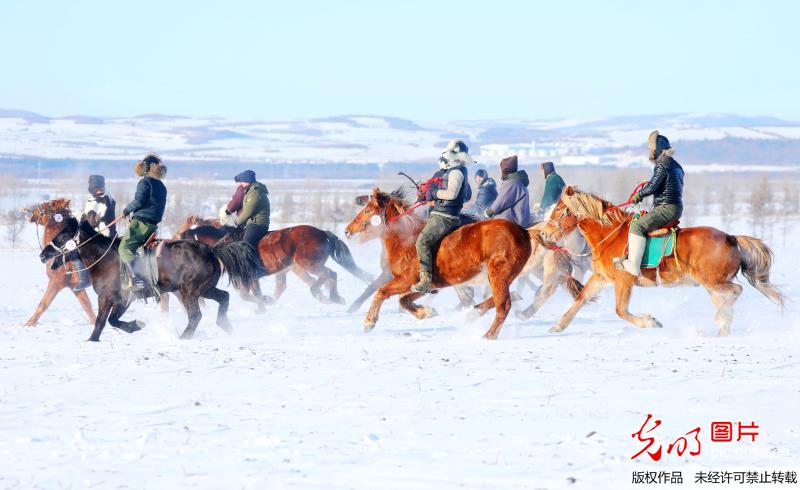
[179,221,373,304]
[40,210,266,341]
[23,199,96,326]
[539,186,785,335]
[344,188,532,339]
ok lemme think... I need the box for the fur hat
[134,152,167,179]
[541,161,556,176]
[648,131,675,161]
[439,138,474,168]
[235,169,256,184]
[88,174,105,194]
[500,155,518,178]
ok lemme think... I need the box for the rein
[46,214,127,274]
[386,201,425,224]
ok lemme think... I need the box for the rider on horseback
[232,170,270,251]
[412,138,473,293]
[484,155,531,227]
[119,153,167,290]
[614,131,684,276]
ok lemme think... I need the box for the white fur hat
[440,138,473,168]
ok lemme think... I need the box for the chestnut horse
[24,199,96,326]
[539,186,785,335]
[177,218,374,304]
[344,188,532,339]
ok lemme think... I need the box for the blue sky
[1,0,798,121]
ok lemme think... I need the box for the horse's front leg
[88,295,114,342]
[347,269,392,314]
[613,275,663,329]
[24,277,64,326]
[550,273,607,333]
[364,277,411,332]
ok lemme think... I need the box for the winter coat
[83,193,117,236]
[235,182,270,227]
[123,164,167,225]
[540,172,566,209]
[638,152,684,207]
[473,178,498,213]
[488,170,531,227]
[430,161,470,218]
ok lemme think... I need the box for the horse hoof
[364,322,376,332]
[217,319,233,333]
[717,329,731,337]
[548,325,565,334]
[482,332,498,340]
[642,316,663,329]
[516,310,532,321]
[332,296,346,305]
[87,336,100,342]
[347,305,360,314]
[179,332,194,340]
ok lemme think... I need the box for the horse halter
[547,207,573,238]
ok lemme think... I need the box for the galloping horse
[344,188,532,339]
[177,218,373,305]
[539,186,785,335]
[40,208,266,341]
[23,199,96,326]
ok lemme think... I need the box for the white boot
[622,233,647,277]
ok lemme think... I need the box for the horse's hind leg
[273,270,289,301]
[454,286,475,309]
[483,258,516,340]
[108,302,143,333]
[322,267,346,305]
[399,291,436,319]
[203,287,232,333]
[474,296,495,316]
[707,282,743,337]
[179,294,202,340]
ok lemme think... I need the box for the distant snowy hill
[1,110,799,171]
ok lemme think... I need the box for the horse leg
[348,269,392,314]
[179,293,202,340]
[516,280,559,321]
[74,289,97,325]
[108,302,143,333]
[160,293,170,314]
[88,295,114,342]
[24,278,64,326]
[454,285,475,309]
[399,291,436,319]
[308,271,329,304]
[322,267,346,305]
[203,287,232,333]
[611,275,663,329]
[483,257,519,340]
[273,270,289,301]
[364,277,412,332]
[550,273,607,333]
[707,282,743,337]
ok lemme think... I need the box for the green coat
[540,172,566,209]
[235,182,270,227]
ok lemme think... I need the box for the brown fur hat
[648,131,675,161]
[134,152,167,179]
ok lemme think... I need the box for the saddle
[627,216,681,269]
[648,220,680,237]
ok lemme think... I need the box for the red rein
[386,201,425,224]
[608,181,648,211]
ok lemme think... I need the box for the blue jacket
[488,170,531,227]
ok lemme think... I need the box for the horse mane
[29,198,72,223]
[561,188,628,226]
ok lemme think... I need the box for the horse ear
[563,186,575,197]
[371,188,381,201]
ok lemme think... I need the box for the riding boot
[123,260,146,290]
[68,258,90,291]
[614,233,647,277]
[411,269,434,293]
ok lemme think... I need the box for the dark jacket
[431,165,469,217]
[473,177,498,213]
[123,174,167,225]
[235,182,270,227]
[489,170,531,227]
[540,172,566,209]
[638,153,684,207]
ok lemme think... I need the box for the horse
[344,188,532,339]
[39,209,266,341]
[178,221,374,305]
[538,186,785,335]
[23,199,96,326]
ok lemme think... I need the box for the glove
[416,186,427,202]
[483,209,494,219]
[425,182,440,202]
[631,192,643,204]
[224,208,232,216]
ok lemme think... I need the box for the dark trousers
[415,213,460,274]
[630,204,682,237]
[243,223,269,250]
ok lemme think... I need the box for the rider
[484,155,531,227]
[219,173,247,225]
[615,131,684,276]
[82,175,117,237]
[119,152,168,290]
[412,138,473,293]
[232,170,270,251]
[466,168,497,216]
[538,161,566,214]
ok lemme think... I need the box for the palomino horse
[177,220,374,305]
[40,208,266,341]
[24,199,96,326]
[344,188,532,339]
[539,186,785,335]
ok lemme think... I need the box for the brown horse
[24,199,96,326]
[344,188,532,339]
[177,218,374,304]
[539,186,785,336]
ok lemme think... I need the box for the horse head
[39,215,81,269]
[539,186,580,242]
[345,187,410,241]
[173,215,220,239]
[26,199,74,248]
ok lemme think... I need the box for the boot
[411,269,434,293]
[68,259,90,291]
[123,260,146,291]
[614,233,646,277]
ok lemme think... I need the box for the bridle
[41,214,123,274]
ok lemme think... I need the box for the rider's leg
[412,214,458,293]
[118,219,156,289]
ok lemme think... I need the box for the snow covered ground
[0,216,798,489]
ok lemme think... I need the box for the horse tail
[325,231,374,284]
[564,276,584,300]
[212,242,267,289]
[735,235,786,309]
